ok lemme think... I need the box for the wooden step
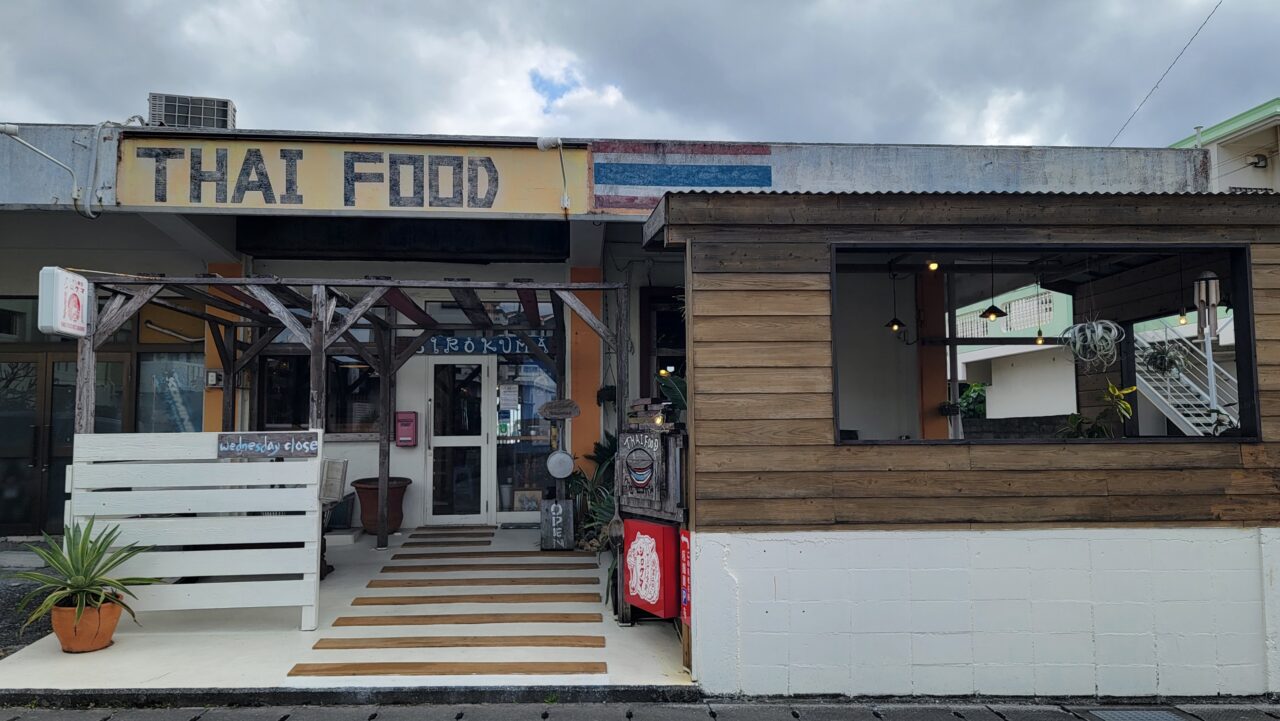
[313,635,606,650]
[400,541,492,548]
[408,532,494,539]
[289,661,607,677]
[333,612,603,626]
[392,551,595,560]
[352,592,601,605]
[382,562,598,573]
[368,576,600,588]
[414,526,495,531]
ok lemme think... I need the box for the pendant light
[1034,273,1045,345]
[884,269,906,334]
[981,252,1007,322]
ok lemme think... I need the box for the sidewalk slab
[1175,706,1276,721]
[105,711,208,721]
[706,702,793,721]
[875,706,1001,721]
[789,706,879,721]
[987,708,1077,721]
[0,712,112,721]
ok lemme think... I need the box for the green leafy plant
[958,383,986,419]
[1059,379,1136,439]
[1139,344,1185,377]
[565,432,618,551]
[12,517,158,631]
[655,370,687,411]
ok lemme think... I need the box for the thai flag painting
[591,141,774,212]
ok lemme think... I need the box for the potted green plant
[1139,344,1185,377]
[12,517,156,653]
[1058,379,1137,439]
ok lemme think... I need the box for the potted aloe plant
[13,517,157,653]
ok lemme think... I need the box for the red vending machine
[622,518,679,619]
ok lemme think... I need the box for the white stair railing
[1133,319,1239,436]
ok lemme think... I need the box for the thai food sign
[117,137,589,217]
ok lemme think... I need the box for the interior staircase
[1134,318,1239,437]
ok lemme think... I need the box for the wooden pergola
[69,271,629,549]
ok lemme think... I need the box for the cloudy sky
[1,0,1275,148]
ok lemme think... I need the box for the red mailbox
[623,518,679,619]
[395,411,418,447]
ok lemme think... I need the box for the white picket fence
[69,431,323,630]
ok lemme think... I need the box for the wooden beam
[512,329,557,381]
[234,327,284,374]
[341,329,382,371]
[517,289,542,329]
[450,288,493,328]
[554,290,617,350]
[376,321,392,550]
[74,282,97,435]
[94,284,162,348]
[551,293,567,395]
[210,284,271,312]
[395,328,435,371]
[324,287,388,349]
[308,285,327,430]
[612,284,630,624]
[221,324,236,431]
[76,273,625,291]
[383,288,439,328]
[166,285,280,326]
[247,285,311,350]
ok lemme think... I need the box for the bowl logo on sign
[625,447,654,489]
[626,532,661,604]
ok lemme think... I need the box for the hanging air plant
[1060,319,1125,371]
[1139,344,1185,377]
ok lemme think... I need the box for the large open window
[832,246,1259,442]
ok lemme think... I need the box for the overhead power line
[1107,0,1224,147]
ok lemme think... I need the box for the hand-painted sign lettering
[422,334,550,355]
[119,138,588,216]
[217,431,319,459]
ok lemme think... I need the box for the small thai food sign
[37,266,89,338]
[117,137,589,217]
[217,431,320,459]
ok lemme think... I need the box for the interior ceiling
[836,250,1225,308]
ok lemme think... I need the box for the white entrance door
[425,356,496,526]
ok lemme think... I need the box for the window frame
[829,242,1263,446]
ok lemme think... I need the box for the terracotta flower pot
[50,601,122,653]
[351,477,412,534]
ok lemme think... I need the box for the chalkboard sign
[540,499,575,551]
[217,432,320,459]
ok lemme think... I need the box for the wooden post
[309,285,327,431]
[613,286,632,625]
[222,324,236,432]
[74,282,97,435]
[376,320,392,550]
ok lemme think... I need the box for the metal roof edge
[1170,97,1280,148]
[118,127,591,149]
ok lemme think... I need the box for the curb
[0,685,704,708]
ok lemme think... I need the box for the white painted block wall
[693,528,1275,696]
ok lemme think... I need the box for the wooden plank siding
[668,192,1280,531]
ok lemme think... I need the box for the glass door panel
[427,357,494,525]
[496,356,557,519]
[47,355,128,532]
[0,356,43,534]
